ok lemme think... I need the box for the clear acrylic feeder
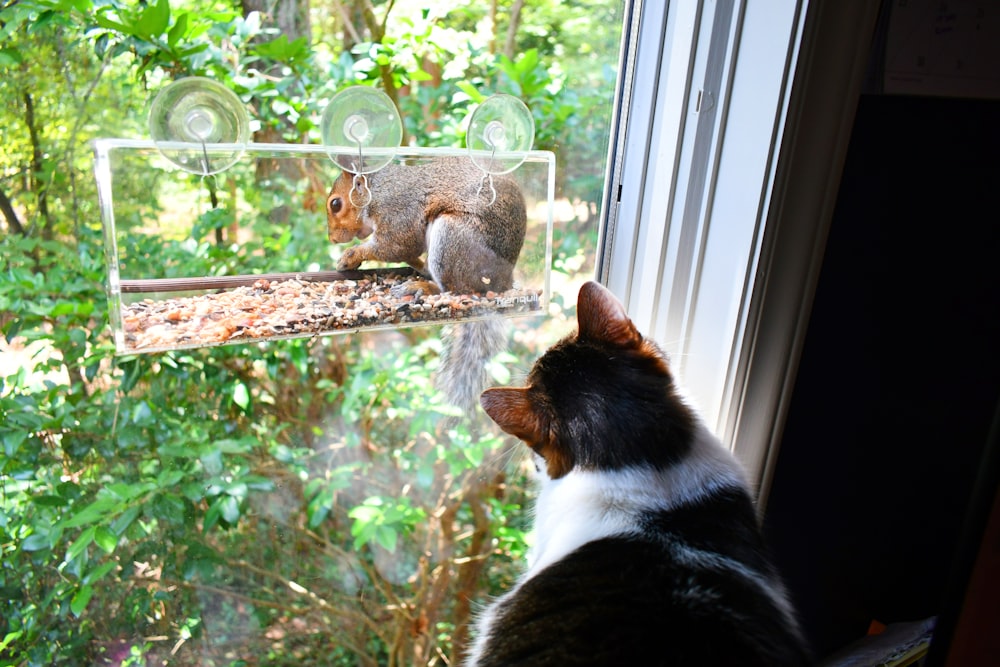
[93,140,555,355]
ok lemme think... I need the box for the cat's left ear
[576,281,642,349]
[481,387,573,478]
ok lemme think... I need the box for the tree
[0,0,623,663]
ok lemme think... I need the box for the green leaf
[351,521,376,551]
[93,12,131,34]
[204,498,222,532]
[251,34,308,61]
[219,495,240,524]
[21,532,51,552]
[130,400,153,424]
[67,526,96,562]
[2,429,27,457]
[110,505,140,536]
[94,526,118,554]
[0,47,23,67]
[70,584,94,616]
[167,12,188,47]
[61,497,119,528]
[118,357,143,394]
[105,481,154,501]
[1,631,24,652]
[348,504,380,524]
[232,381,250,410]
[33,494,68,507]
[150,493,187,525]
[455,80,487,104]
[135,0,170,38]
[83,561,116,586]
[243,475,274,492]
[375,525,398,552]
[200,448,223,475]
[216,437,253,454]
[307,495,330,528]
[156,468,185,488]
[50,302,76,316]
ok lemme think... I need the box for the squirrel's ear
[481,388,573,479]
[576,281,642,349]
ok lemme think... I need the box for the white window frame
[598,0,880,502]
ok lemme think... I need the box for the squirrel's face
[326,176,372,242]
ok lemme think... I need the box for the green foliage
[0,0,623,664]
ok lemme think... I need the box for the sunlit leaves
[348,496,426,554]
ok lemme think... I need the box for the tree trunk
[0,187,25,235]
[242,0,310,43]
[23,92,53,237]
[503,0,526,60]
[489,0,499,54]
[240,0,311,225]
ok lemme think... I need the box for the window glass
[0,1,627,664]
[600,0,808,453]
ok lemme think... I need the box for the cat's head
[481,281,694,480]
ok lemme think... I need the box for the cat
[466,281,810,666]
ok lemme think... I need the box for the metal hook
[483,120,506,175]
[476,173,497,206]
[344,114,370,175]
[349,173,372,208]
[475,133,499,206]
[199,140,211,176]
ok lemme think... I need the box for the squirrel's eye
[328,196,343,215]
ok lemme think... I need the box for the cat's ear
[480,387,543,443]
[481,388,574,479]
[577,281,642,349]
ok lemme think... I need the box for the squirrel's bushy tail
[437,318,508,416]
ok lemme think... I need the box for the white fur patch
[464,422,750,666]
[526,421,747,577]
[425,217,445,286]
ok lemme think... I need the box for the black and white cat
[467,281,810,666]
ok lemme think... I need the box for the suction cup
[148,77,250,175]
[467,94,534,175]
[320,87,402,174]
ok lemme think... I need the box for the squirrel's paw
[337,246,366,271]
[390,279,441,299]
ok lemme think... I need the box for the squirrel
[326,156,528,413]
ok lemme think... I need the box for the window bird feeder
[94,78,555,354]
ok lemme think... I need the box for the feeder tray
[93,141,555,355]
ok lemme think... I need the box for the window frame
[598,0,881,502]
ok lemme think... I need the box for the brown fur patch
[480,388,575,479]
[326,172,367,242]
[480,387,539,443]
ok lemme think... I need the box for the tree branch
[57,29,113,241]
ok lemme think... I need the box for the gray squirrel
[326,156,528,412]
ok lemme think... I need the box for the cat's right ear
[576,281,642,349]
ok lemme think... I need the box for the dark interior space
[763,89,1000,660]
